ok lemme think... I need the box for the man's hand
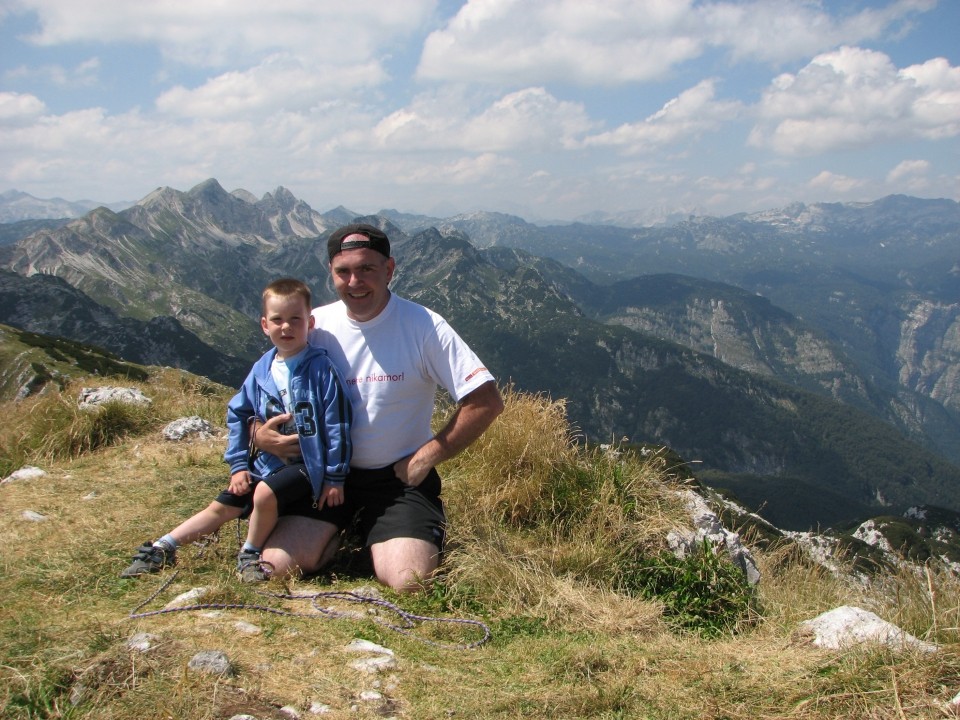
[228,470,252,495]
[253,413,300,461]
[394,454,430,487]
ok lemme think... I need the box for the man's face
[330,245,395,322]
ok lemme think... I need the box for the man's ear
[308,314,316,329]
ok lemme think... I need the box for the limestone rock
[78,386,151,409]
[799,605,938,652]
[163,416,216,441]
[127,632,159,653]
[2,465,46,484]
[165,586,210,609]
[668,489,761,585]
[188,650,234,676]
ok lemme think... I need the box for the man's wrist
[413,438,443,468]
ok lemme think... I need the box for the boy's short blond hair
[262,278,312,315]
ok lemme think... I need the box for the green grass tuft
[620,539,760,638]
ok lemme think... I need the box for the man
[256,223,503,592]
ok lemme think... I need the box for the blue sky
[1,0,957,223]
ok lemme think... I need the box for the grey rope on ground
[286,589,491,649]
[127,531,491,650]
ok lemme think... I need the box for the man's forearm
[404,381,503,478]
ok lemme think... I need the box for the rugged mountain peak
[438,211,544,250]
[136,185,182,210]
[138,181,240,221]
[129,179,254,240]
[451,209,527,224]
[406,226,477,262]
[230,188,259,204]
[257,186,302,213]
[321,205,363,228]
[80,206,134,236]
[742,195,960,234]
[253,186,328,238]
[187,178,230,201]
[265,186,298,208]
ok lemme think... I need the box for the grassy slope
[1,372,959,719]
[0,324,149,410]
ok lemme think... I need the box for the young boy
[120,278,352,582]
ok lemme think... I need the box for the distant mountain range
[0,189,132,223]
[2,179,959,531]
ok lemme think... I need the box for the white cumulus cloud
[0,91,46,120]
[809,170,864,193]
[583,79,741,153]
[417,0,936,85]
[419,0,705,86]
[13,0,435,67]
[749,47,960,156]
[155,55,386,119]
[1,0,955,218]
[372,87,595,153]
[702,0,936,63]
[887,159,930,182]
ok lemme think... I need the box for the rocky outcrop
[896,299,960,414]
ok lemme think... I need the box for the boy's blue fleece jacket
[224,343,352,502]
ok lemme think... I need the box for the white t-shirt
[310,293,494,469]
[270,347,304,444]
[270,346,307,413]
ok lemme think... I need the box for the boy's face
[261,293,314,358]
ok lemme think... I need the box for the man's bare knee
[371,538,440,593]
[261,516,339,579]
[376,567,432,593]
[260,547,301,579]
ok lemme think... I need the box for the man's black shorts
[350,466,446,550]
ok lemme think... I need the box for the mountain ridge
[0,188,133,223]
[3,179,960,530]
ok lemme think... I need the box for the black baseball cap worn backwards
[327,223,391,261]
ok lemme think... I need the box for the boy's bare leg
[121,500,246,577]
[168,501,245,546]
[261,515,340,578]
[244,484,278,550]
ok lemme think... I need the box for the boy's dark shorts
[215,463,340,523]
[349,466,446,551]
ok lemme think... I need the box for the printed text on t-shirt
[347,372,405,385]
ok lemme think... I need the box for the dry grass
[2,374,959,719]
[0,369,229,476]
[441,385,687,628]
